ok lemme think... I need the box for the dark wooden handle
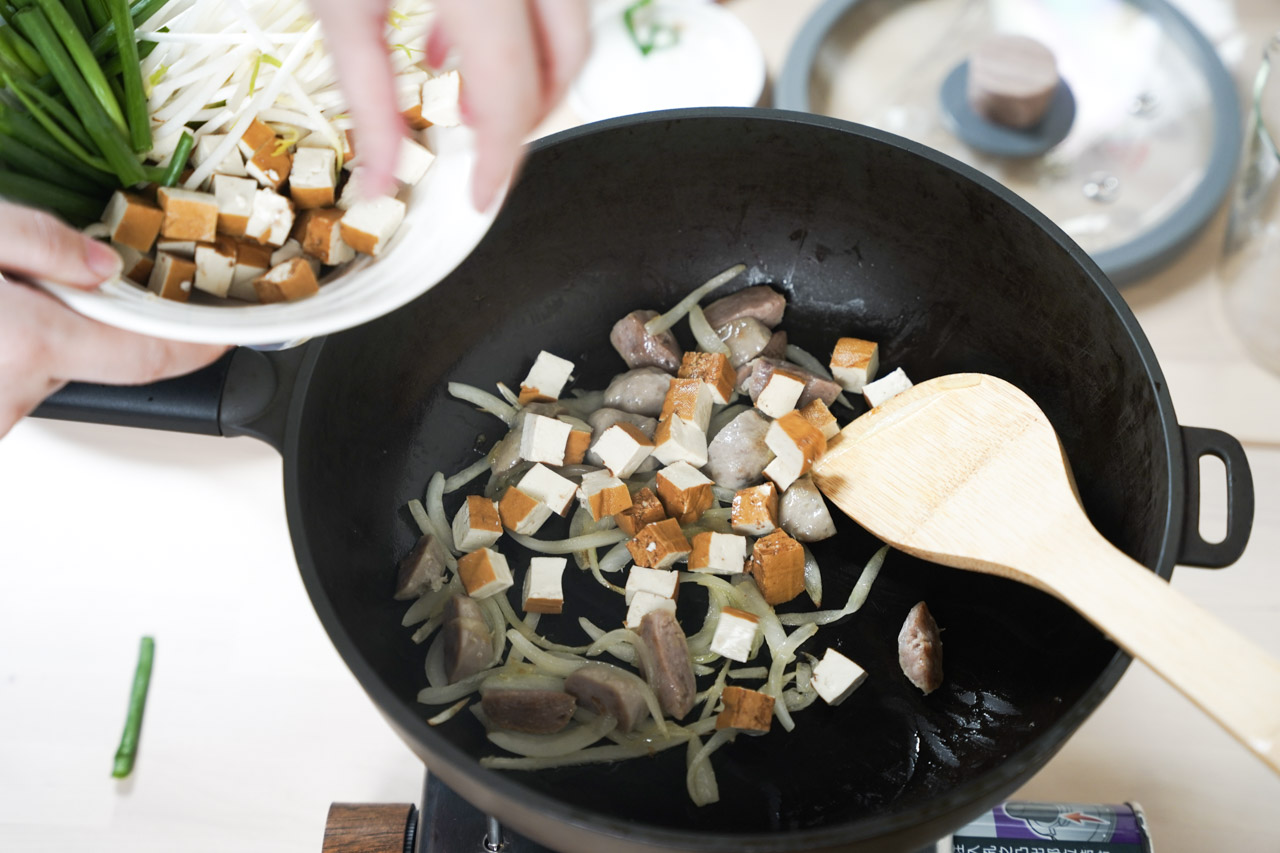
[322,803,415,853]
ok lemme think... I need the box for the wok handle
[322,803,417,853]
[1178,426,1255,568]
[30,345,304,452]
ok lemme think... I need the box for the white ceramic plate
[569,0,766,122]
[39,126,498,347]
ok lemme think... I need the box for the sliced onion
[803,545,822,608]
[784,344,833,380]
[407,498,457,571]
[401,574,461,627]
[644,264,746,336]
[444,452,494,494]
[505,630,587,677]
[487,713,618,758]
[727,666,769,680]
[426,472,455,553]
[598,541,632,574]
[493,594,592,654]
[710,484,738,505]
[779,545,888,626]
[417,664,503,706]
[688,303,731,356]
[425,633,447,688]
[426,698,470,726]
[685,729,734,807]
[506,528,629,555]
[495,382,520,407]
[448,382,517,425]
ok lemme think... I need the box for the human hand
[309,0,589,209]
[0,203,227,439]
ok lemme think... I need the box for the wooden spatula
[811,373,1280,776]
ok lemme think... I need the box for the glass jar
[1219,32,1280,374]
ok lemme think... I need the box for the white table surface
[3,1,1279,851]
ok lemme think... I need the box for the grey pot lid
[778,0,1241,286]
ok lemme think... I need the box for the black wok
[39,109,1254,852]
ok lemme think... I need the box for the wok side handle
[30,345,302,452]
[1178,426,1254,568]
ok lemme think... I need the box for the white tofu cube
[289,146,338,209]
[709,607,760,662]
[340,196,405,256]
[192,133,247,177]
[862,367,913,408]
[755,370,806,418]
[829,337,879,393]
[193,239,236,298]
[624,590,677,629]
[652,416,708,467]
[810,647,868,705]
[457,548,513,600]
[577,470,631,521]
[522,556,566,614]
[421,70,462,127]
[624,566,679,605]
[688,531,747,574]
[452,494,503,553]
[244,189,294,246]
[395,136,436,185]
[591,423,654,478]
[517,464,578,516]
[212,174,256,237]
[395,67,429,117]
[519,414,572,466]
[520,351,575,404]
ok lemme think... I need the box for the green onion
[622,0,679,57]
[60,0,93,39]
[157,129,190,186]
[0,23,48,76]
[0,133,105,192]
[0,169,103,223]
[101,34,153,77]
[32,0,126,131]
[0,40,33,81]
[89,0,165,57]
[5,69,96,150]
[106,0,148,152]
[13,7,142,185]
[83,0,110,32]
[0,103,112,181]
[111,636,154,779]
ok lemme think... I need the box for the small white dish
[569,0,766,122]
[39,126,499,347]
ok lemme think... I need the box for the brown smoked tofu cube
[830,337,879,393]
[798,399,840,440]
[298,208,355,265]
[716,685,773,732]
[731,483,779,536]
[245,143,292,190]
[615,487,666,536]
[763,411,828,491]
[157,187,218,242]
[147,252,196,302]
[748,529,805,605]
[655,462,714,525]
[498,485,551,535]
[253,257,319,304]
[678,351,736,404]
[626,518,691,569]
[659,378,713,431]
[102,191,164,252]
[237,118,276,158]
[457,548,513,599]
[564,428,592,465]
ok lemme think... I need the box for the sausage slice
[481,689,577,734]
[395,533,449,600]
[638,609,697,720]
[564,664,651,733]
[610,309,683,374]
[703,285,786,329]
[898,601,943,694]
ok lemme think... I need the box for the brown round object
[967,35,1060,129]
[322,803,415,853]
